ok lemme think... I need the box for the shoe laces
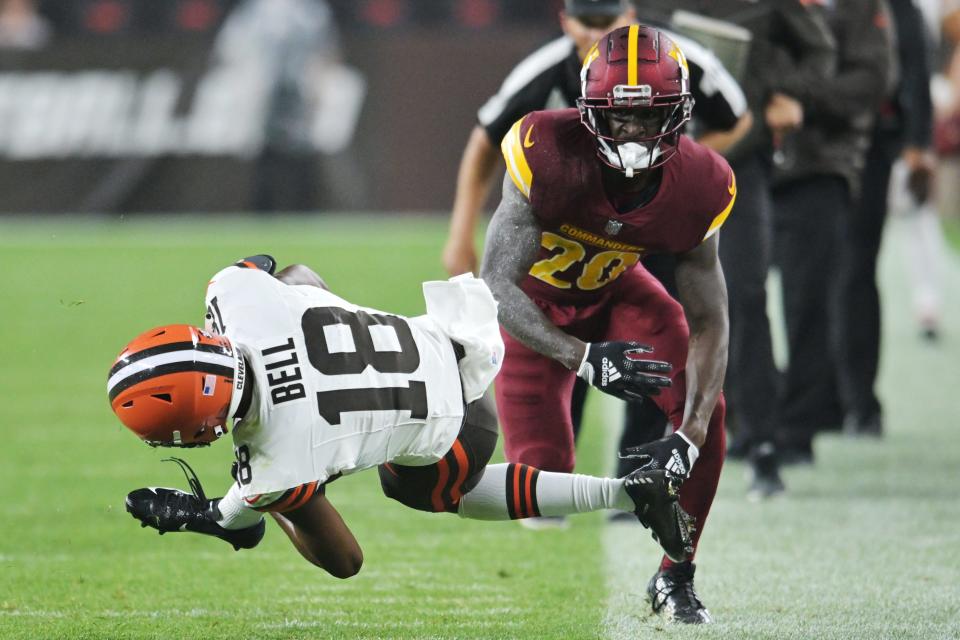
[662,563,704,610]
[161,457,212,518]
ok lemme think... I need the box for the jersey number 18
[301,307,427,426]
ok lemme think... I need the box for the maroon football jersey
[500,108,735,304]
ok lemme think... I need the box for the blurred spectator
[0,0,50,50]
[668,1,835,499]
[771,0,895,463]
[213,0,341,212]
[837,0,935,439]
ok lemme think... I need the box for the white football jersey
[204,266,489,502]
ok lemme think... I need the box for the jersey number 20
[302,307,427,426]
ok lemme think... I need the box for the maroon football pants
[495,266,725,564]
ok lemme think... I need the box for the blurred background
[1,2,959,637]
[0,0,573,214]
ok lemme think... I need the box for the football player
[480,26,734,623]
[109,255,694,580]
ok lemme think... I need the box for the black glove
[576,341,671,402]
[620,432,699,481]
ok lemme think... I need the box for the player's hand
[442,237,478,277]
[576,341,672,402]
[620,432,699,481]
[764,92,803,135]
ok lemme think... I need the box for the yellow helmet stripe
[627,24,640,86]
[703,172,737,240]
[501,118,533,199]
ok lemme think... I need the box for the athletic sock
[457,463,634,521]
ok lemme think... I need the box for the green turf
[944,216,960,255]
[0,216,958,639]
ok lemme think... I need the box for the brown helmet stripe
[108,360,234,402]
[109,341,232,378]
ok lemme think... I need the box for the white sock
[458,463,634,520]
[215,483,264,530]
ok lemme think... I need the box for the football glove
[620,432,699,481]
[576,341,672,402]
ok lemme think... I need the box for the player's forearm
[696,111,754,156]
[675,237,729,448]
[485,276,585,369]
[678,321,728,449]
[449,127,500,242]
[480,178,586,370]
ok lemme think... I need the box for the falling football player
[108,255,693,581]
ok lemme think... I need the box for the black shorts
[378,399,498,513]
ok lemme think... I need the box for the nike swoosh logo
[523,126,535,148]
[727,173,736,196]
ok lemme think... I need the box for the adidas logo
[666,448,688,477]
[627,474,654,485]
[600,357,622,386]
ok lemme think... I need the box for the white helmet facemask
[597,139,663,178]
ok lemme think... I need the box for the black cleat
[623,469,695,562]
[647,561,713,624]
[125,458,264,551]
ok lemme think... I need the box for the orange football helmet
[108,324,239,447]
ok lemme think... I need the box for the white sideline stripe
[107,350,234,392]
[599,394,653,639]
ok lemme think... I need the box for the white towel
[421,274,504,403]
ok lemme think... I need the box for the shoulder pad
[500,116,534,199]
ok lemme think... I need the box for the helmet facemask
[578,86,692,177]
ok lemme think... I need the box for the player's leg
[378,392,693,561]
[604,267,726,557]
[496,328,579,473]
[378,396,499,514]
[605,267,724,623]
[378,393,629,517]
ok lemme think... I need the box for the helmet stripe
[107,350,236,400]
[627,24,640,86]
[108,341,231,378]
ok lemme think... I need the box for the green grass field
[1,215,958,639]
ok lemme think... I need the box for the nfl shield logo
[605,219,623,236]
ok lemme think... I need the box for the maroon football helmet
[577,25,693,176]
